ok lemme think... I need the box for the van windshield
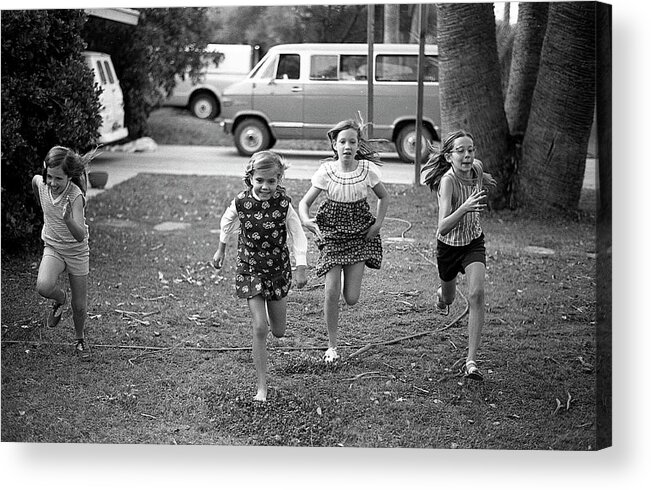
[250,55,275,79]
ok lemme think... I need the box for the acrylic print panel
[4,0,643,488]
[0,0,616,477]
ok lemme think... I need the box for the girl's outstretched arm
[31,175,42,209]
[212,241,226,269]
[366,182,389,239]
[298,186,323,240]
[213,200,238,269]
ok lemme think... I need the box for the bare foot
[253,389,267,402]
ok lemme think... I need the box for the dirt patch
[153,222,191,232]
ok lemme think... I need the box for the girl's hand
[302,219,322,240]
[62,196,73,222]
[294,265,307,289]
[364,222,381,240]
[461,189,488,214]
[212,249,225,269]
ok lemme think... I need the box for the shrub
[1,10,102,251]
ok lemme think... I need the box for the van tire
[234,119,272,156]
[395,124,433,163]
[190,93,219,119]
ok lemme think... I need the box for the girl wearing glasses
[421,130,496,380]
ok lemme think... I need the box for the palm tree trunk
[437,3,510,208]
[384,4,400,43]
[505,2,549,136]
[518,2,596,211]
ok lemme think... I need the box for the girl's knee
[467,287,485,307]
[270,324,286,338]
[36,279,56,298]
[253,320,269,340]
[324,285,341,304]
[343,290,360,306]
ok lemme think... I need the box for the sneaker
[324,347,339,364]
[464,360,484,381]
[75,339,91,361]
[436,288,450,316]
[47,292,67,327]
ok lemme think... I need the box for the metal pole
[367,4,375,139]
[414,3,427,186]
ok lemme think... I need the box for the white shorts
[43,244,89,276]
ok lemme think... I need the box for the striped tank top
[436,161,484,247]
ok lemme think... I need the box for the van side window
[339,55,367,80]
[95,60,107,85]
[310,55,337,80]
[103,61,115,84]
[376,55,439,82]
[276,54,300,80]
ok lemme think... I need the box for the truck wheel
[190,93,218,119]
[395,124,433,163]
[234,119,271,156]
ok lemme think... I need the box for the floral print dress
[234,189,292,300]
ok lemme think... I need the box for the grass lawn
[1,171,598,449]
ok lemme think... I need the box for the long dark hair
[325,119,382,165]
[42,145,96,196]
[421,129,474,192]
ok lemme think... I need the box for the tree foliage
[210,5,369,50]
[82,7,216,138]
[1,9,102,250]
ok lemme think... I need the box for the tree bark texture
[519,2,596,211]
[504,2,549,136]
[384,4,400,43]
[437,3,510,207]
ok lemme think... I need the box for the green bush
[1,10,102,251]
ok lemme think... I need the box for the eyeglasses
[451,147,476,155]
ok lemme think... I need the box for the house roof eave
[85,8,139,26]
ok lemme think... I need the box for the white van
[82,51,129,145]
[164,44,254,119]
[220,43,440,162]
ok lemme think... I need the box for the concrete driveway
[86,144,597,199]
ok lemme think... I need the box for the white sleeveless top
[35,175,88,250]
[311,159,382,202]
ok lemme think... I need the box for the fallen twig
[346,343,373,361]
[345,371,383,382]
[115,308,158,317]
[577,356,593,372]
[552,398,562,416]
[566,391,572,411]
